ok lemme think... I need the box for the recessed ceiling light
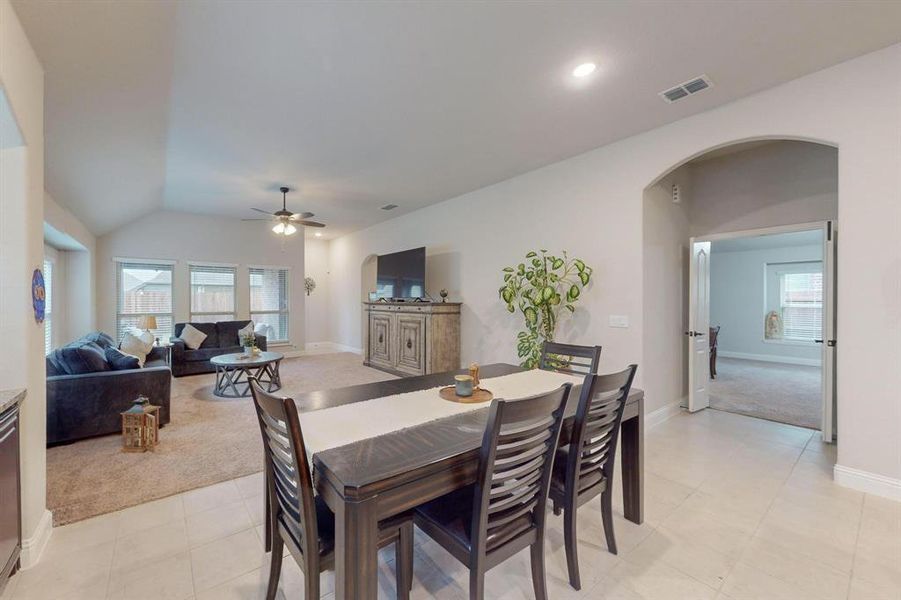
[572,63,596,78]
[315,232,322,237]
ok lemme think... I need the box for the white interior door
[688,239,711,412]
[821,222,837,442]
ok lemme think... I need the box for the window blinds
[249,267,289,343]
[781,271,823,341]
[117,261,174,342]
[44,259,53,355]
[190,264,237,323]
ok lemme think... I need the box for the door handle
[406,338,412,349]
[684,331,694,337]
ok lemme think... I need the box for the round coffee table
[210,351,284,398]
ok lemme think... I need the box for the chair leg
[552,500,561,517]
[264,486,272,553]
[266,534,283,600]
[563,506,581,590]
[530,540,548,600]
[469,568,484,600]
[395,521,414,599]
[601,489,617,555]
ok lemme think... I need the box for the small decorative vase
[454,375,474,397]
[244,346,253,357]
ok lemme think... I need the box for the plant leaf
[502,266,514,272]
[526,251,537,258]
[579,271,590,285]
[524,307,537,325]
[569,284,580,300]
[565,304,575,313]
[552,258,564,270]
[574,259,585,272]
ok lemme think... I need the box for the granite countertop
[0,389,25,414]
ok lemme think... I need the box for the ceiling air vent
[381,204,398,211]
[659,74,713,104]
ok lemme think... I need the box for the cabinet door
[396,315,426,375]
[0,408,19,572]
[369,314,393,368]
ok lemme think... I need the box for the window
[43,259,53,355]
[116,260,174,343]
[249,267,289,343]
[765,261,823,343]
[190,264,236,323]
[780,270,823,341]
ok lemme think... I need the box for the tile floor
[4,409,899,599]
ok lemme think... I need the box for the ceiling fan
[242,186,325,236]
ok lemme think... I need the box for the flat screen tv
[376,247,426,300]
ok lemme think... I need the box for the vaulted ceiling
[13,1,901,237]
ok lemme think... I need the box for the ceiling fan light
[272,222,285,234]
[284,223,297,235]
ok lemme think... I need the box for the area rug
[708,357,821,429]
[47,352,396,525]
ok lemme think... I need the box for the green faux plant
[499,249,593,369]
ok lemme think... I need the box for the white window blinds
[249,267,289,343]
[117,261,174,343]
[780,270,823,341]
[190,264,236,323]
[43,259,53,355]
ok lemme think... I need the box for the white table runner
[299,369,584,457]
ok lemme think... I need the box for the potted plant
[240,332,256,356]
[498,249,593,368]
[304,276,316,296]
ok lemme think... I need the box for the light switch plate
[609,315,629,328]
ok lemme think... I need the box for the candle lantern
[121,396,160,452]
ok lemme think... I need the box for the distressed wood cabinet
[363,302,461,376]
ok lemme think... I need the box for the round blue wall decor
[32,268,45,323]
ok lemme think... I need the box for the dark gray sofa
[46,332,171,445]
[170,320,267,377]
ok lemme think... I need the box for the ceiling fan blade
[250,207,274,215]
[241,218,272,221]
[289,212,315,220]
[297,220,326,228]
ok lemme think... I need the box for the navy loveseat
[46,332,171,445]
[169,321,267,377]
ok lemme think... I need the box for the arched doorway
[642,139,838,441]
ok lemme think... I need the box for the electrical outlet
[609,315,629,328]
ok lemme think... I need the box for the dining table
[290,362,644,600]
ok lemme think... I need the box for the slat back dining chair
[249,377,414,600]
[538,341,602,376]
[413,383,572,600]
[548,364,638,590]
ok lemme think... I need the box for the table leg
[334,496,379,600]
[620,394,644,524]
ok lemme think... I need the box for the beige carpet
[709,357,821,429]
[47,353,396,525]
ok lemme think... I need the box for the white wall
[642,168,690,416]
[44,192,96,338]
[303,238,331,347]
[710,244,823,365]
[96,211,305,351]
[687,141,838,236]
[0,0,50,565]
[329,44,901,491]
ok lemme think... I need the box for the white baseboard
[645,399,683,431]
[834,464,901,502]
[19,509,52,569]
[303,342,363,355]
[718,350,821,367]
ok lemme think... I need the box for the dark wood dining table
[291,363,644,600]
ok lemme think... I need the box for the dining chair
[538,341,602,376]
[548,364,638,590]
[709,325,721,379]
[413,384,572,600]
[249,377,414,600]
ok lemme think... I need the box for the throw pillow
[121,331,153,367]
[105,346,141,370]
[57,342,111,375]
[82,331,116,350]
[237,321,255,345]
[180,323,207,350]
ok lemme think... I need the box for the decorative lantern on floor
[121,396,160,452]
